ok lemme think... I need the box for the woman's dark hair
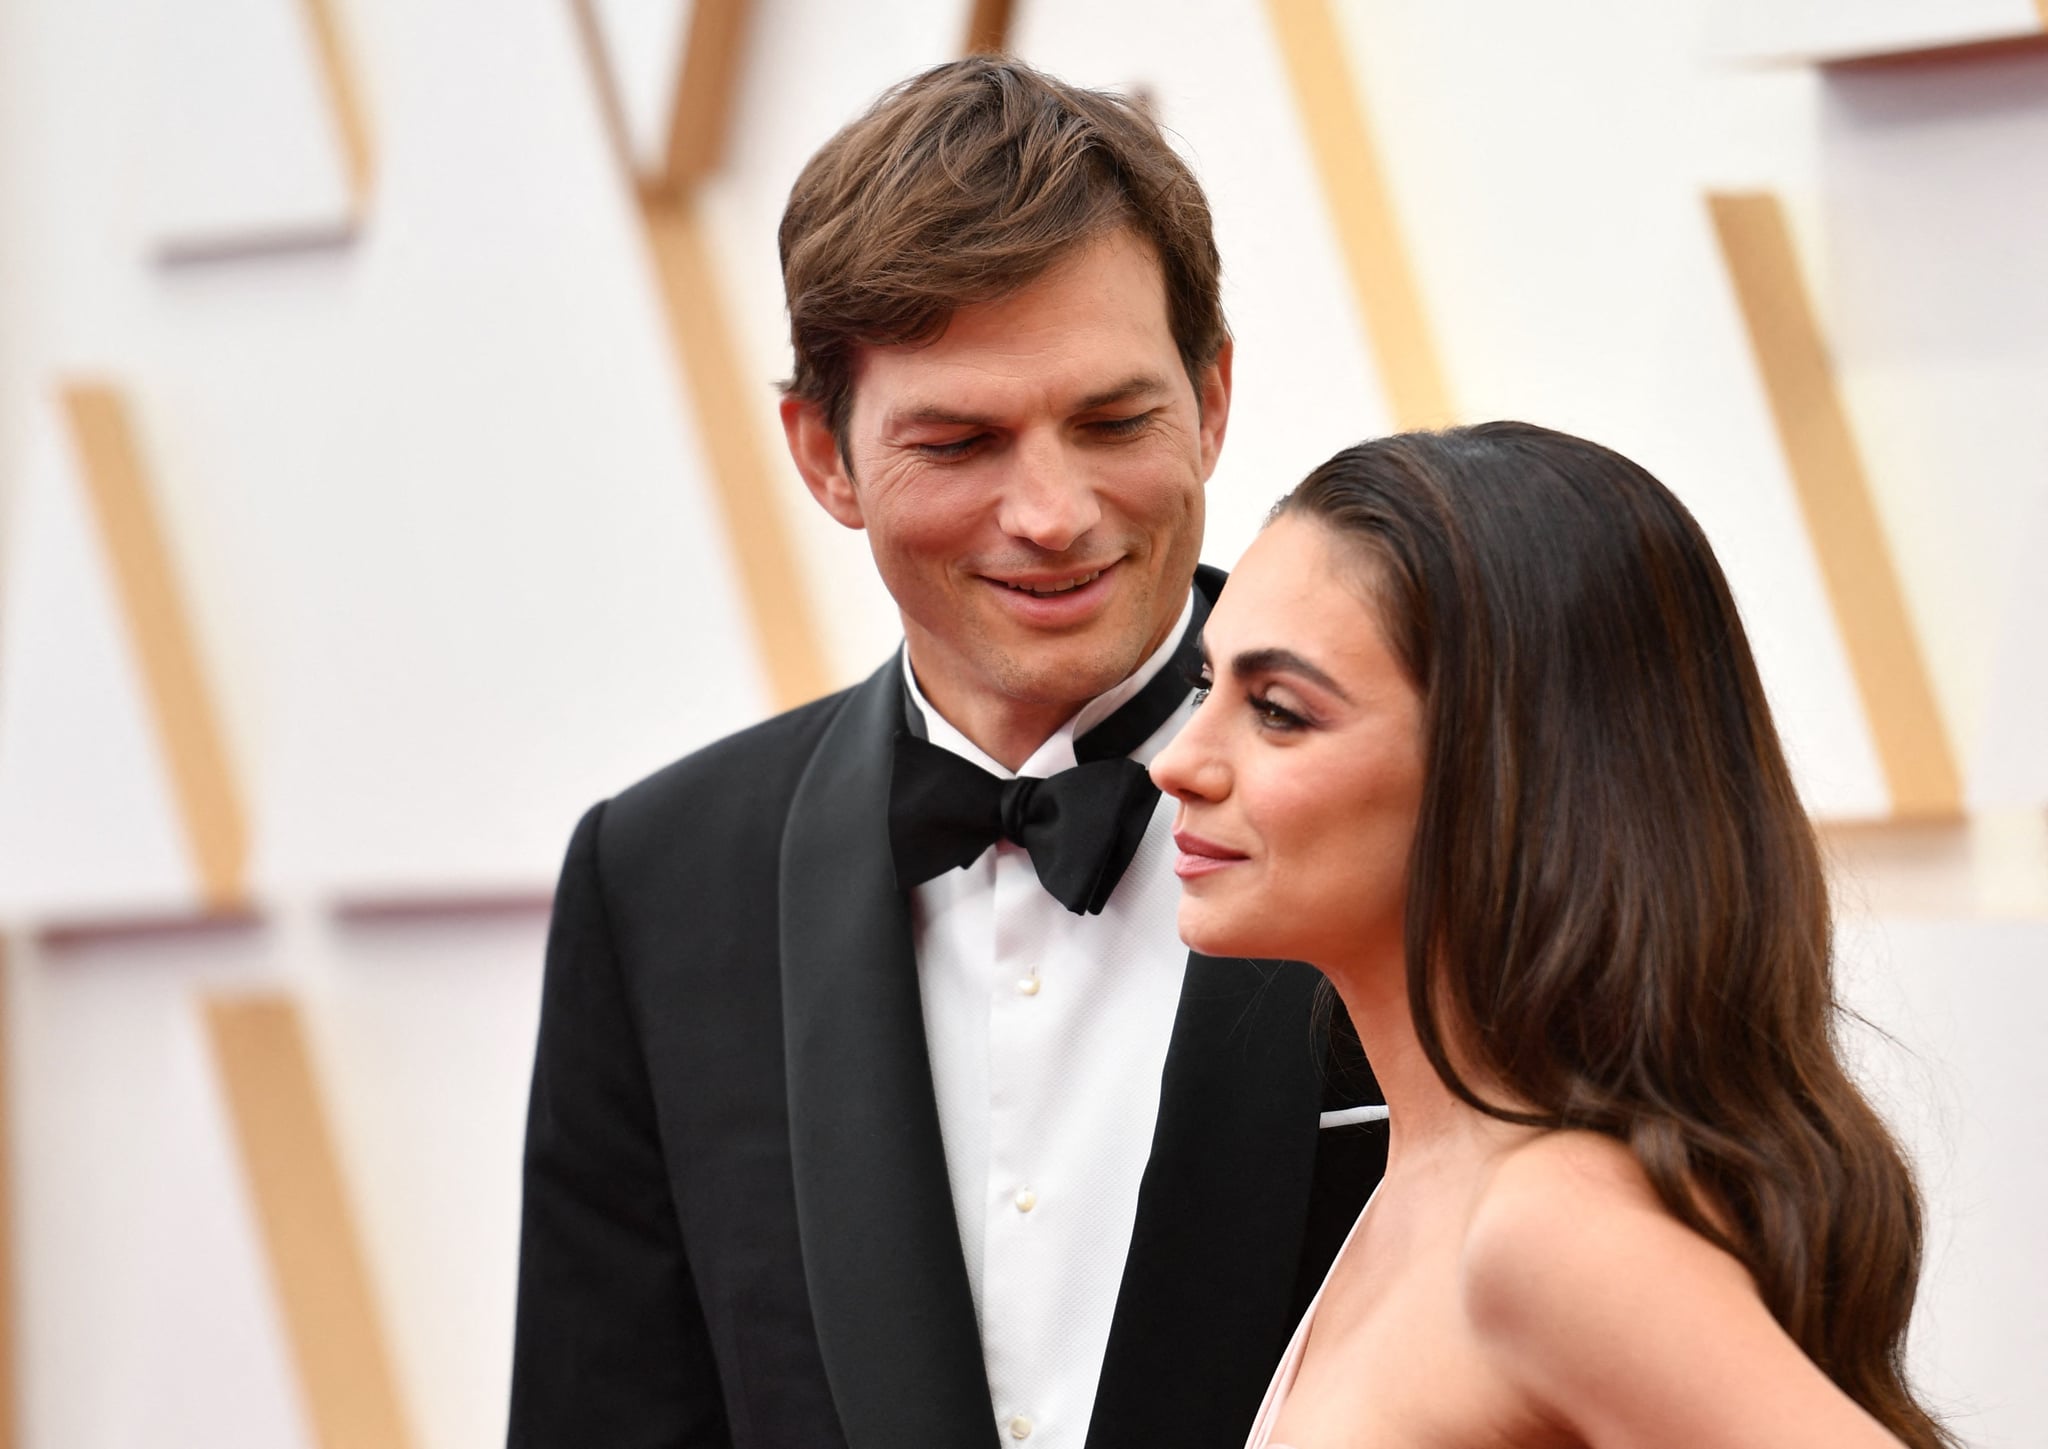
[1279,422,1951,1447]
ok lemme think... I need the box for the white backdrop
[0,1,2043,1445]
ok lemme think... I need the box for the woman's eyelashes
[1184,662,1311,732]
[1249,694,1310,731]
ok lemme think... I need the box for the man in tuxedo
[508,56,1383,1449]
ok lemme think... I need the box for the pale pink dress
[1242,1188,1380,1449]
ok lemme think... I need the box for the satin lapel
[1085,952,1326,1449]
[780,658,998,1449]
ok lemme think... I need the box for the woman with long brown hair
[1150,423,1953,1448]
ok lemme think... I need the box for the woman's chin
[1175,900,1266,961]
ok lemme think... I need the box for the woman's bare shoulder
[1459,1128,1755,1347]
[1456,1130,1901,1447]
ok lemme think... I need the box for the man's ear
[781,394,865,529]
[1195,339,1234,481]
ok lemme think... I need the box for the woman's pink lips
[1172,830,1248,879]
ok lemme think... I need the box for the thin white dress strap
[1242,1186,1380,1449]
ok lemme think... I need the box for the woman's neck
[1325,950,1519,1176]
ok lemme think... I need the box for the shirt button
[1009,1415,1034,1439]
[1013,1188,1037,1213]
[1016,975,1041,996]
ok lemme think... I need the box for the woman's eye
[1251,694,1308,731]
[1183,665,1213,706]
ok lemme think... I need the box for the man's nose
[996,435,1101,553]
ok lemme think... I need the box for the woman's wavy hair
[1280,423,1951,1447]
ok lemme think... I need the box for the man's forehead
[845,228,1184,424]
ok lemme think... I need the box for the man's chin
[977,594,1185,695]
[981,637,1152,713]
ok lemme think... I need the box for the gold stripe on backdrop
[565,0,635,170]
[1706,191,1961,820]
[61,384,251,912]
[962,0,1016,56]
[642,196,834,706]
[1263,0,1455,431]
[566,0,832,711]
[660,0,754,194]
[204,996,415,1449]
[298,0,375,210]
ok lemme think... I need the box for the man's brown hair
[779,56,1227,447]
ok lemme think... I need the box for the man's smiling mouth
[994,568,1106,596]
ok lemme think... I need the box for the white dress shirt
[904,591,1198,1449]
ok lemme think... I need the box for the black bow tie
[889,739,1159,914]
[888,576,1216,915]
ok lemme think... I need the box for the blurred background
[0,0,2043,1444]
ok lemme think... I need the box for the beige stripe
[565,0,831,708]
[204,996,414,1449]
[1264,0,1454,431]
[1824,33,2048,69]
[565,0,636,179]
[1706,192,1960,820]
[659,0,754,193]
[962,0,1016,56]
[299,0,374,210]
[61,384,251,911]
[643,197,832,708]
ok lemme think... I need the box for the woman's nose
[1151,710,1222,802]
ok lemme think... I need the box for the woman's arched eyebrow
[1232,647,1352,703]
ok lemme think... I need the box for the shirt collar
[901,589,1199,780]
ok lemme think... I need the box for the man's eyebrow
[885,403,997,430]
[1232,647,1353,702]
[1073,373,1173,412]
[885,374,1174,432]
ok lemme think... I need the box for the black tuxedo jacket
[508,588,1387,1449]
